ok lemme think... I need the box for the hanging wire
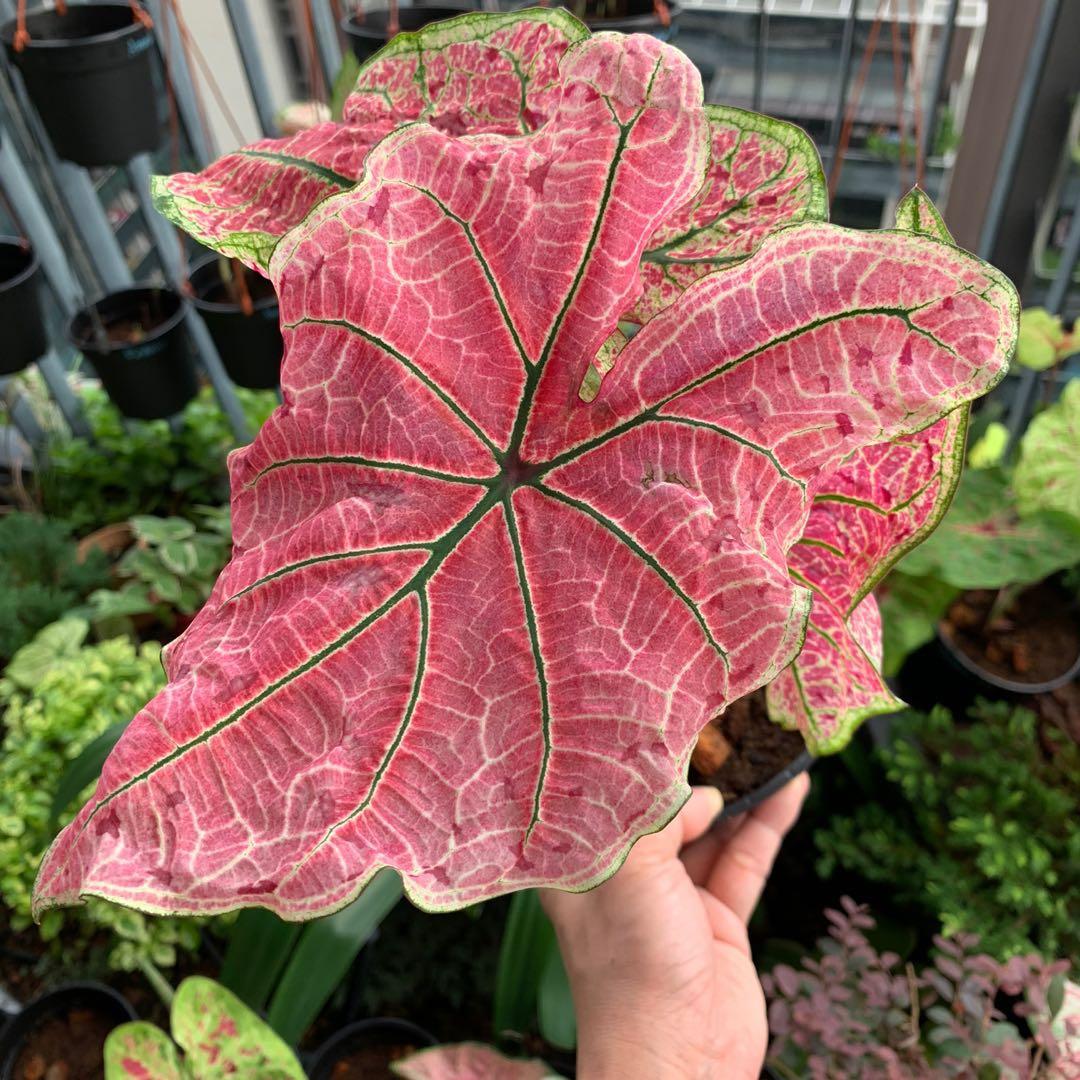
[165,0,247,148]
[906,0,926,188]
[152,0,252,313]
[300,0,329,104]
[828,0,888,200]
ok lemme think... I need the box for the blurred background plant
[763,898,1076,1080]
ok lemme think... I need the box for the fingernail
[705,786,724,820]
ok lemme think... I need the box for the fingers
[705,773,809,925]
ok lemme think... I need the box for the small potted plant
[307,1018,438,1079]
[1,2,160,168]
[0,982,137,1080]
[102,976,304,1078]
[0,236,46,375]
[886,382,1080,713]
[66,286,198,421]
[34,12,1016,934]
[557,0,678,36]
[189,256,283,390]
[79,508,232,641]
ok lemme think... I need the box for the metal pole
[752,0,769,114]
[0,132,93,437]
[0,60,104,295]
[0,130,82,312]
[920,0,959,166]
[127,154,252,443]
[1,376,46,448]
[144,0,213,164]
[824,0,860,174]
[977,0,1060,260]
[1004,194,1080,452]
[224,0,280,138]
[310,0,343,94]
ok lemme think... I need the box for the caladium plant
[103,975,304,1079]
[33,12,1016,920]
[393,1043,558,1080]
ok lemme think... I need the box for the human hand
[540,775,809,1080]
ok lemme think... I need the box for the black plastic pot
[0,237,46,375]
[67,286,197,420]
[306,1018,438,1080]
[717,749,814,821]
[342,6,474,63]
[896,622,1080,716]
[0,981,136,1079]
[1,3,161,167]
[189,256,282,390]
[575,0,680,38]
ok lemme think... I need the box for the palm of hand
[543,778,808,1080]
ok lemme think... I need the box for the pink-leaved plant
[33,11,1016,920]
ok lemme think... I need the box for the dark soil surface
[12,1006,116,1080]
[688,689,805,800]
[943,584,1080,684]
[327,1041,420,1078]
[199,271,276,308]
[102,317,148,346]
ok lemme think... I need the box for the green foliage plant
[1014,308,1079,372]
[0,512,110,664]
[40,385,275,534]
[1015,378,1080,522]
[83,507,231,629]
[877,466,1080,675]
[0,622,205,975]
[815,702,1080,960]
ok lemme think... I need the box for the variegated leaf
[767,189,980,751]
[152,9,588,273]
[393,1042,557,1080]
[35,36,1015,921]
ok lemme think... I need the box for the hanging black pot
[572,0,680,38]
[1,3,161,168]
[67,286,197,420]
[342,6,475,64]
[189,256,283,390]
[0,981,136,1080]
[0,236,46,375]
[306,1018,438,1080]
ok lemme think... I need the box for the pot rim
[1,2,150,51]
[0,980,137,1073]
[306,1017,438,1074]
[188,254,278,317]
[715,748,814,822]
[66,286,187,356]
[0,236,39,293]
[936,620,1080,694]
[341,5,476,37]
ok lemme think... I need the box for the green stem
[137,955,176,1008]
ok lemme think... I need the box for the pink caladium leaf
[392,1043,558,1080]
[630,104,827,323]
[152,10,588,273]
[767,190,978,752]
[580,104,827,401]
[34,28,1016,921]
